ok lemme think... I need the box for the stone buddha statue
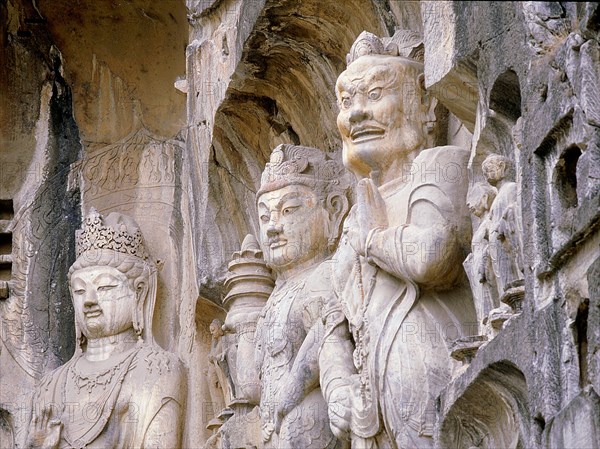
[254,144,351,449]
[319,31,477,448]
[24,209,185,449]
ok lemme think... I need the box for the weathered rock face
[1,4,81,443]
[1,1,599,448]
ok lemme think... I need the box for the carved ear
[326,193,350,246]
[133,279,148,337]
[417,73,437,130]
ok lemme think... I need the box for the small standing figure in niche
[482,154,525,309]
[206,318,235,427]
[463,182,500,335]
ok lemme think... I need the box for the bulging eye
[368,88,382,101]
[341,97,352,109]
[260,214,269,223]
[282,206,298,216]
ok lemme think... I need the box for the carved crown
[257,144,349,197]
[346,30,424,66]
[75,208,151,261]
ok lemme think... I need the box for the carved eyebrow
[362,66,399,89]
[336,78,357,95]
[70,277,85,287]
[93,273,121,284]
[275,191,306,209]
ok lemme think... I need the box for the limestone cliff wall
[1,1,598,448]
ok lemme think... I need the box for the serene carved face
[482,160,506,186]
[467,193,489,218]
[257,184,330,274]
[70,266,138,340]
[209,320,223,337]
[336,55,428,178]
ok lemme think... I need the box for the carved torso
[30,344,185,448]
[255,264,338,449]
[324,146,477,448]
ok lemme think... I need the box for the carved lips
[268,238,287,249]
[350,125,385,143]
[84,308,102,319]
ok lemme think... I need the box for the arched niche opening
[471,69,523,181]
[199,0,415,298]
[439,361,530,449]
[553,144,582,209]
[490,69,522,123]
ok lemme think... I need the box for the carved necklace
[58,346,140,448]
[351,251,378,406]
[69,355,132,394]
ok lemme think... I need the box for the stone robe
[320,146,477,449]
[255,262,340,449]
[28,343,185,448]
[488,181,524,295]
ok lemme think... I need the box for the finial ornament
[75,208,151,261]
[346,30,424,66]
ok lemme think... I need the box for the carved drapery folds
[318,30,476,448]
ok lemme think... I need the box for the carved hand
[327,378,356,441]
[25,406,62,449]
[347,178,388,256]
[273,381,302,434]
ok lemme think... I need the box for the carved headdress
[75,209,152,261]
[71,208,158,348]
[257,144,351,199]
[346,30,424,66]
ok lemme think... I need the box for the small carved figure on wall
[24,209,186,449]
[482,153,525,312]
[464,181,499,335]
[254,144,351,449]
[206,318,234,427]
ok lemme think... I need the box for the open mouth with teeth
[350,127,385,142]
[269,240,287,249]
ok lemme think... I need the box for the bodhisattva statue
[319,31,477,448]
[254,144,351,449]
[481,154,525,300]
[463,182,499,335]
[24,210,185,448]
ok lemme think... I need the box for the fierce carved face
[336,55,431,179]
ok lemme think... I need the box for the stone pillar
[220,234,274,449]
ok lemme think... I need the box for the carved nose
[266,222,283,238]
[349,102,370,124]
[266,214,283,237]
[83,289,98,307]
